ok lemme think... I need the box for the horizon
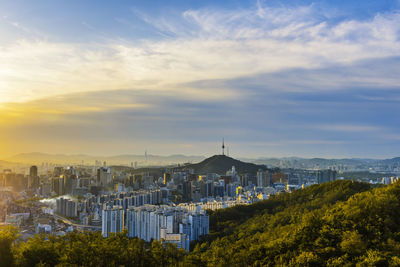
[2,151,399,162]
[1,1,400,158]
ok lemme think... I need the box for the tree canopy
[2,180,400,266]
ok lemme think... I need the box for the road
[53,214,101,230]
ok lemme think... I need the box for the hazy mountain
[380,157,400,165]
[0,159,18,169]
[5,152,205,166]
[247,157,385,170]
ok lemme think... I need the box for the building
[5,215,23,227]
[104,204,209,250]
[257,170,271,187]
[56,197,77,217]
[102,206,124,237]
[29,165,39,189]
[40,183,52,196]
[36,218,52,234]
[97,167,112,186]
[179,200,248,211]
[160,228,189,250]
[182,181,192,201]
[64,175,77,195]
[317,170,337,184]
[30,165,38,177]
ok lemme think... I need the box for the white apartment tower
[102,206,124,237]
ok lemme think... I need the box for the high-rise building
[30,166,38,177]
[257,170,263,187]
[241,174,250,187]
[97,167,112,186]
[317,170,337,184]
[102,206,124,237]
[52,178,60,195]
[56,197,77,217]
[256,170,272,187]
[40,183,51,196]
[182,181,192,201]
[59,176,65,195]
[53,167,64,177]
[29,166,39,189]
[64,175,77,195]
[123,205,209,251]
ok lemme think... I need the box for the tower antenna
[222,138,225,155]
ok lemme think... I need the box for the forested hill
[189,180,400,266]
[206,180,372,238]
[124,155,270,175]
[2,180,400,266]
[178,154,269,174]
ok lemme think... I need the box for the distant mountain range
[246,157,400,170]
[0,159,18,168]
[4,152,400,171]
[5,152,206,166]
[0,160,11,166]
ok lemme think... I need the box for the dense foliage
[340,171,397,181]
[3,180,400,266]
[190,180,400,266]
[0,229,186,267]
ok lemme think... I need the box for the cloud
[1,2,400,158]
[1,3,400,104]
[0,83,398,158]
[0,88,243,157]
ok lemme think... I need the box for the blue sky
[0,0,400,158]
[1,1,398,41]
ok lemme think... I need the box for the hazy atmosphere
[1,0,400,158]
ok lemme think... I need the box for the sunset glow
[1,0,400,158]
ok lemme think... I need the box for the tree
[0,225,19,267]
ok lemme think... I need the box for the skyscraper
[97,167,112,186]
[317,170,337,184]
[29,165,39,189]
[102,206,124,237]
[30,166,38,177]
[257,170,272,187]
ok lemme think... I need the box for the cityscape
[1,141,399,251]
[1,0,400,266]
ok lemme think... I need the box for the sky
[0,0,400,159]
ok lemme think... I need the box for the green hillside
[180,154,268,174]
[2,180,400,266]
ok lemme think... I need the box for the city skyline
[1,0,400,158]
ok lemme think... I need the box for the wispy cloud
[1,15,48,40]
[1,3,400,103]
